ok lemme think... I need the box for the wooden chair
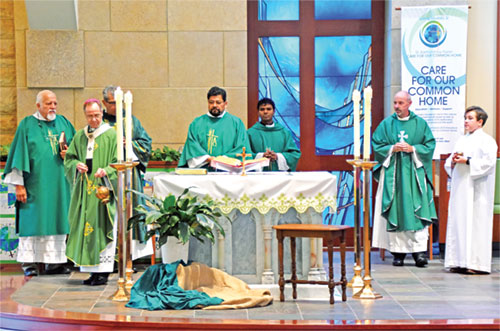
[272,224,350,304]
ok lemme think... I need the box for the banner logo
[419,20,446,48]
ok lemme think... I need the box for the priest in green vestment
[64,99,117,286]
[3,90,75,277]
[101,86,153,261]
[179,86,252,168]
[371,91,437,268]
[247,98,301,171]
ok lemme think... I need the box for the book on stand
[210,156,269,173]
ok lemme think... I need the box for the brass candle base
[125,268,134,291]
[347,264,364,289]
[111,278,130,302]
[352,275,382,299]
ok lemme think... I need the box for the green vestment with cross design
[372,111,437,232]
[2,115,75,237]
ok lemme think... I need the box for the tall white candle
[124,91,133,161]
[352,90,361,159]
[114,87,124,162]
[363,86,372,160]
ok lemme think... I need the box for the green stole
[64,124,117,266]
[372,112,437,232]
[179,112,253,167]
[247,122,301,171]
[3,115,75,236]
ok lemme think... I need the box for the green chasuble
[372,111,437,232]
[64,124,117,267]
[2,115,75,237]
[179,112,253,167]
[247,122,301,171]
[103,111,152,241]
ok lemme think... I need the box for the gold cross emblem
[47,129,59,155]
[207,129,218,154]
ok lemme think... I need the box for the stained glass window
[315,0,371,20]
[258,37,300,147]
[258,0,299,21]
[315,36,372,156]
[249,0,381,227]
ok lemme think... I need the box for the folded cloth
[126,260,273,310]
[126,260,223,310]
[177,262,273,310]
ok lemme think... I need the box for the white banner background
[401,6,468,159]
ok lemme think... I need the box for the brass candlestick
[125,161,139,291]
[346,158,364,291]
[110,162,129,301]
[110,161,139,301]
[353,159,382,300]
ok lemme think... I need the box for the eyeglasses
[85,113,102,120]
[106,101,116,105]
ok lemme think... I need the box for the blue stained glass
[258,37,300,146]
[258,0,299,21]
[314,36,371,156]
[315,36,372,226]
[315,0,371,20]
[324,170,372,227]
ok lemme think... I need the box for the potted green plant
[128,188,228,263]
[148,145,181,170]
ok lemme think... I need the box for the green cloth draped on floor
[126,261,223,310]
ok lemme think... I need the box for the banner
[401,6,468,159]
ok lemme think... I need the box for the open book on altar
[210,155,270,173]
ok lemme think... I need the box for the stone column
[216,209,237,272]
[251,208,279,284]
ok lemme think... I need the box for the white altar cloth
[152,171,337,284]
[152,171,337,215]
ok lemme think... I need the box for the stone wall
[0,0,17,145]
[7,0,248,150]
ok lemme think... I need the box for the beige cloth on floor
[176,262,273,310]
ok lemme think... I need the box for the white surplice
[444,128,498,273]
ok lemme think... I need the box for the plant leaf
[163,195,176,210]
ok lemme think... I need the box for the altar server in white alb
[444,106,498,274]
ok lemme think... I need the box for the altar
[153,171,337,284]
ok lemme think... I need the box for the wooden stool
[273,224,351,304]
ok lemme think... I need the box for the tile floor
[10,253,500,321]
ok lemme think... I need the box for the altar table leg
[291,237,297,300]
[277,231,285,302]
